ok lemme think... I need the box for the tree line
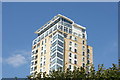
[27,64,120,80]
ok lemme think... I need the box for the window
[58,40,63,47]
[37,43,40,47]
[51,65,56,70]
[51,53,56,59]
[82,46,85,50]
[45,39,47,43]
[51,58,56,65]
[33,41,37,45]
[69,59,72,63]
[58,31,63,35]
[78,34,81,37]
[42,67,45,71]
[82,63,85,67]
[32,51,34,54]
[41,58,42,61]
[69,47,72,51]
[58,34,64,41]
[61,17,72,24]
[70,36,72,39]
[74,54,77,59]
[41,34,44,40]
[87,60,90,64]
[57,65,62,70]
[87,49,90,53]
[69,41,72,45]
[52,40,57,47]
[31,67,33,71]
[57,46,63,53]
[82,40,85,44]
[64,27,68,32]
[57,52,63,59]
[69,65,71,69]
[83,57,85,62]
[87,66,90,71]
[75,43,77,47]
[42,41,44,45]
[41,47,43,50]
[36,49,38,53]
[35,55,38,59]
[69,53,72,57]
[53,25,57,31]
[50,18,60,27]
[74,60,77,64]
[58,25,63,31]
[40,69,42,72]
[44,56,46,60]
[57,58,63,65]
[82,29,85,33]
[43,61,45,65]
[40,63,42,67]
[82,52,85,56]
[74,32,77,36]
[49,28,52,34]
[50,35,52,38]
[52,47,56,53]
[82,34,85,38]
[64,27,66,32]
[74,49,77,53]
[45,31,48,37]
[87,54,90,59]
[33,45,36,49]
[44,50,46,54]
[34,66,37,70]
[44,45,46,48]
[64,22,72,28]
[31,73,33,75]
[31,62,34,65]
[32,56,34,60]
[64,33,67,38]
[69,29,72,34]
[35,61,37,65]
[75,37,77,41]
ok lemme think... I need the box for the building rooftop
[35,14,86,34]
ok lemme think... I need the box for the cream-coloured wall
[31,30,93,76]
[87,46,93,64]
[31,35,52,75]
[64,33,93,70]
[44,36,52,74]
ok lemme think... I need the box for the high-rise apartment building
[30,14,93,76]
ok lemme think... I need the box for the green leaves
[27,64,120,79]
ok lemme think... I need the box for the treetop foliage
[27,64,120,80]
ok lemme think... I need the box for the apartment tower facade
[30,14,93,76]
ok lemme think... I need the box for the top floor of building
[32,14,87,46]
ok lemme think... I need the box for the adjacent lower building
[30,14,93,76]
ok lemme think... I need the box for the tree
[14,77,18,80]
[27,64,120,80]
[27,75,33,80]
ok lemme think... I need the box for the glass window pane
[57,52,63,59]
[57,46,63,53]
[57,58,63,65]
[58,40,63,47]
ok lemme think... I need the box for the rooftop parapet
[34,14,86,34]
